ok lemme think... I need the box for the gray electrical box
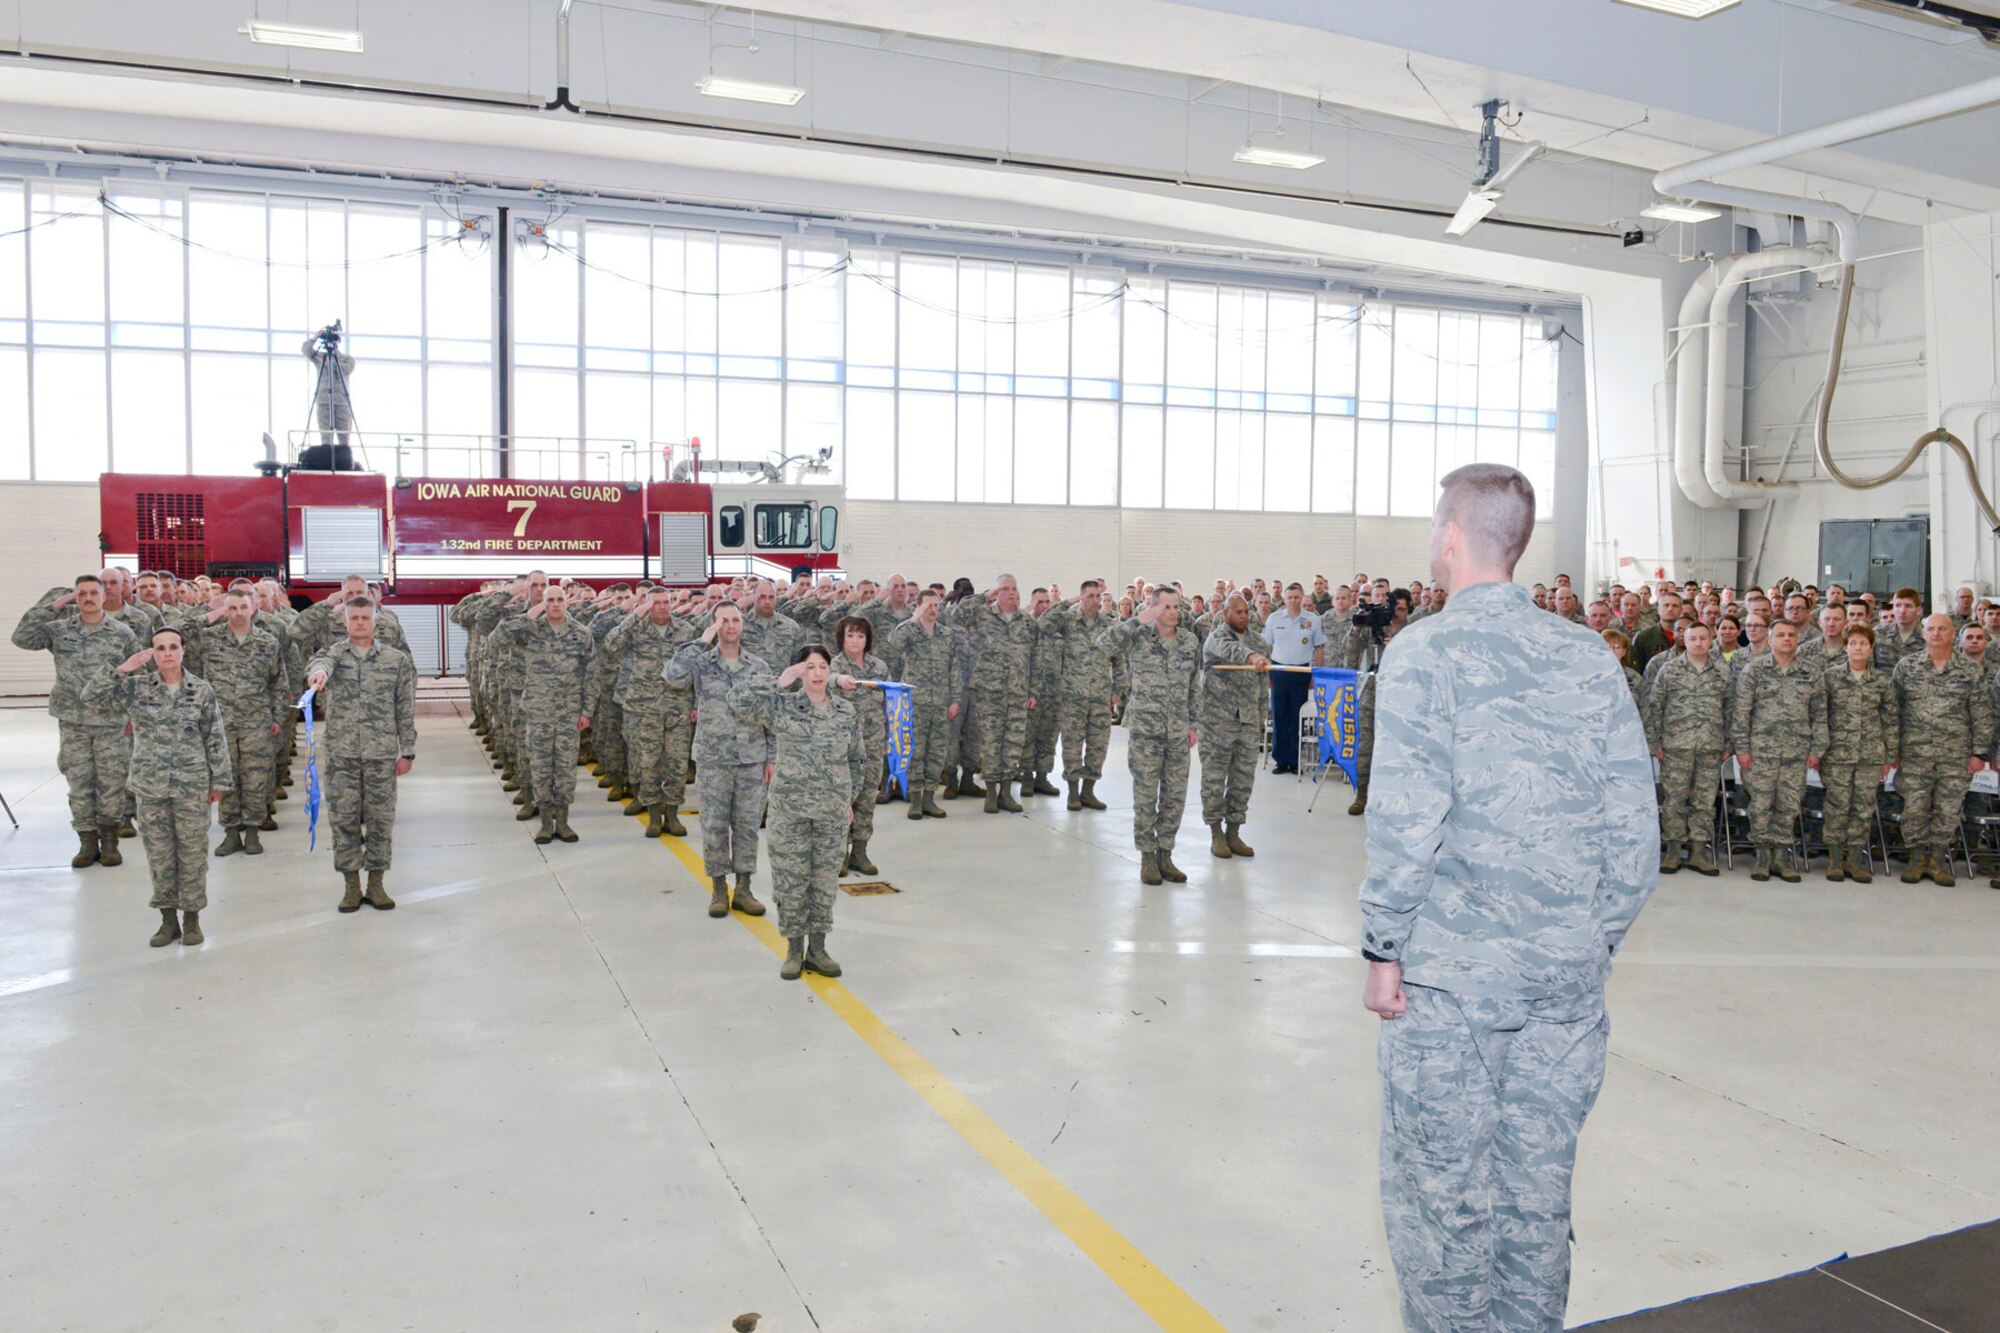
[1819,518,1928,603]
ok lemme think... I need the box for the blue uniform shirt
[1262,607,1324,668]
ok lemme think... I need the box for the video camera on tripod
[311,320,343,355]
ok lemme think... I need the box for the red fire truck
[97,440,844,674]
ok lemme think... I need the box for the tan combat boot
[215,829,244,857]
[1847,847,1872,884]
[1157,850,1188,883]
[907,797,926,821]
[996,780,1022,813]
[534,811,556,845]
[984,783,1002,814]
[731,874,766,916]
[1032,773,1060,797]
[1080,779,1107,811]
[1209,823,1233,859]
[1659,842,1682,875]
[664,810,688,837]
[1347,786,1368,817]
[848,840,877,875]
[515,802,539,822]
[959,767,985,799]
[97,826,124,867]
[1928,851,1956,887]
[1825,851,1847,882]
[780,936,805,980]
[709,877,730,918]
[1900,852,1926,884]
[71,829,99,869]
[1773,849,1801,883]
[364,870,396,910]
[1140,852,1163,886]
[804,933,841,977]
[1687,843,1719,877]
[1066,780,1082,812]
[553,811,578,843]
[338,871,364,912]
[1750,847,1772,882]
[646,809,666,837]
[241,828,264,855]
[180,910,203,946]
[1226,823,1255,858]
[149,908,181,948]
[923,792,946,818]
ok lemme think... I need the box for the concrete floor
[1,703,1997,1332]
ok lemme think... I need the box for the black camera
[313,320,343,353]
[1352,599,1395,639]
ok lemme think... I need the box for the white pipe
[1704,248,1819,503]
[1671,266,1732,507]
[1654,75,2000,198]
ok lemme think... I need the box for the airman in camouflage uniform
[11,578,139,867]
[1359,472,1656,1333]
[1038,583,1120,811]
[1095,588,1202,885]
[289,579,408,659]
[588,595,634,805]
[1199,596,1271,859]
[739,582,806,672]
[664,605,772,919]
[305,597,418,912]
[1020,588,1065,797]
[1642,623,1729,876]
[941,610,981,797]
[729,652,868,980]
[1821,626,1898,882]
[1726,621,1828,882]
[952,576,1044,813]
[603,592,699,838]
[826,617,889,873]
[471,582,532,795]
[887,592,958,819]
[81,626,231,947]
[175,589,290,855]
[1873,591,1925,672]
[1891,613,1994,885]
[451,586,495,735]
[487,587,599,844]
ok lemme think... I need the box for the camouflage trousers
[769,810,843,940]
[1059,693,1113,782]
[1380,983,1608,1333]
[1127,724,1192,853]
[625,702,694,813]
[58,721,132,831]
[1897,755,1972,855]
[851,743,885,841]
[326,756,398,873]
[1199,714,1260,827]
[1356,673,1379,789]
[492,690,520,769]
[594,694,627,784]
[220,724,279,830]
[525,713,582,813]
[137,791,213,912]
[974,685,1030,784]
[697,761,766,877]
[1656,748,1722,847]
[1821,762,1882,849]
[945,695,979,776]
[1744,754,1808,847]
[1029,690,1062,776]
[907,696,951,799]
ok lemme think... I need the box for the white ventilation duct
[1702,248,1823,504]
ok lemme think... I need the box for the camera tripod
[302,324,362,470]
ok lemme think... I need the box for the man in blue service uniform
[1262,581,1324,774]
[1358,463,1659,1332]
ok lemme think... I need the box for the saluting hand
[51,589,79,610]
[776,662,808,689]
[701,620,722,646]
[116,648,155,674]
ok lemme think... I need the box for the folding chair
[1296,713,1318,784]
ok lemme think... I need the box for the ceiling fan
[1445,99,1544,237]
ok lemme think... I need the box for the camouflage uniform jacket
[290,598,408,657]
[1822,668,1899,766]
[112,603,157,640]
[488,616,599,715]
[1323,609,1360,670]
[1642,655,1729,754]
[602,613,699,709]
[1094,620,1202,733]
[10,589,140,724]
[664,643,775,766]
[950,599,1042,693]
[1357,580,1657,999]
[175,620,292,733]
[831,651,891,751]
[859,599,914,659]
[882,618,954,709]
[304,642,418,760]
[740,611,805,671]
[1874,623,1924,672]
[1200,623,1273,727]
[728,676,867,821]
[1037,602,1119,701]
[1893,651,1995,761]
[1726,654,1829,758]
[80,666,231,800]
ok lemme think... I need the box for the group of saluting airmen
[17,557,1992,972]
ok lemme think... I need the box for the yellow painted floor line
[591,765,1228,1333]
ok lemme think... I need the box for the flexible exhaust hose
[1817,263,2000,532]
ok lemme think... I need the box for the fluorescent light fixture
[1233,144,1325,170]
[697,75,805,106]
[1613,0,1741,17]
[1444,189,1502,237]
[1641,200,1723,223]
[242,20,364,53]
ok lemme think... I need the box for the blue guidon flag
[1312,667,1360,788]
[880,682,914,800]
[296,687,322,851]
